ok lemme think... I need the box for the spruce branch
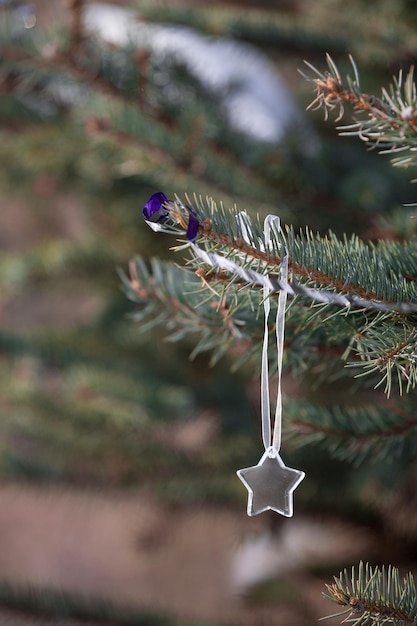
[345,318,417,396]
[84,114,275,206]
[0,12,286,209]
[323,562,417,626]
[285,396,417,465]
[121,257,254,365]
[138,2,416,65]
[0,9,165,126]
[302,54,417,168]
[1,43,146,110]
[145,195,417,314]
[302,54,386,122]
[133,194,417,392]
[0,581,186,625]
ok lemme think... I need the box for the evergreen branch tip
[323,561,417,625]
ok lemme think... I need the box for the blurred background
[0,0,417,624]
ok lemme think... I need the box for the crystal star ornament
[237,449,305,517]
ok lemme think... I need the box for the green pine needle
[323,561,417,626]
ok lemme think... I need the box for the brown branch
[66,0,86,59]
[291,411,417,442]
[193,217,390,303]
[307,75,393,124]
[375,330,417,368]
[326,585,414,624]
[0,44,174,129]
[127,259,218,328]
[307,69,417,137]
[0,42,277,192]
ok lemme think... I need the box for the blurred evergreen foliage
[1,0,417,624]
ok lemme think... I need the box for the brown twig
[0,44,174,128]
[326,585,414,624]
[66,0,86,59]
[307,75,392,123]
[193,216,391,303]
[291,408,417,442]
[375,331,417,368]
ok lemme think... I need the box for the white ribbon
[192,213,288,456]
[272,253,288,452]
[146,207,417,314]
[259,216,288,455]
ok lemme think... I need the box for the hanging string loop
[259,216,288,457]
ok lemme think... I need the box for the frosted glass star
[237,449,305,517]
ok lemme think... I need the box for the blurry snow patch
[231,517,374,591]
[83,3,319,154]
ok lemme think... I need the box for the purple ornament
[142,192,169,222]
[186,209,200,242]
[143,191,200,242]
